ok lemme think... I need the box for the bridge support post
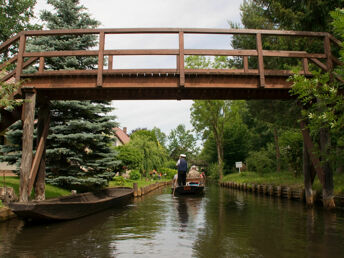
[303,143,316,206]
[34,100,50,200]
[19,88,36,202]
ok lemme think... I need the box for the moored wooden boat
[9,187,133,221]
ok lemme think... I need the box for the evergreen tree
[1,0,119,191]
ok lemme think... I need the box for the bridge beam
[33,100,50,200]
[19,88,36,202]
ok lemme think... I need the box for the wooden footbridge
[0,28,342,202]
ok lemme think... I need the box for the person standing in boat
[176,154,188,186]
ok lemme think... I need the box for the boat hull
[173,185,204,195]
[9,187,133,221]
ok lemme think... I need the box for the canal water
[1,184,344,258]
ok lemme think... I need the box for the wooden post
[302,58,309,75]
[108,55,113,70]
[15,34,26,82]
[97,31,105,87]
[256,33,265,87]
[34,100,50,201]
[179,31,185,87]
[303,143,316,206]
[133,183,138,197]
[243,56,248,73]
[19,89,36,202]
[39,57,45,73]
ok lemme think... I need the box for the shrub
[129,170,141,180]
[246,148,275,174]
[280,130,303,176]
[159,167,177,179]
[208,163,220,180]
[111,176,127,185]
[164,160,177,169]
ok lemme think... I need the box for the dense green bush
[116,145,144,171]
[46,176,107,192]
[129,170,141,180]
[111,176,126,185]
[159,167,177,179]
[164,160,177,169]
[246,147,275,174]
[208,163,220,180]
[280,130,303,175]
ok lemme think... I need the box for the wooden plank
[310,58,328,71]
[105,49,179,55]
[23,28,328,37]
[300,120,325,185]
[243,56,248,72]
[24,50,98,57]
[19,89,36,202]
[256,33,265,87]
[0,33,21,53]
[262,50,325,58]
[324,35,333,72]
[39,57,45,73]
[1,57,38,82]
[179,31,185,87]
[108,55,113,70]
[184,49,258,56]
[0,55,18,70]
[97,31,105,87]
[303,58,309,75]
[15,34,26,82]
[28,103,50,197]
[328,33,342,47]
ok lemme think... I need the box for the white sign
[235,162,243,168]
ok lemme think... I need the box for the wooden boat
[172,178,205,196]
[9,187,133,221]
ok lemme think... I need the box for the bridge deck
[22,69,294,100]
[1,27,342,101]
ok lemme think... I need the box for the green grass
[0,176,70,199]
[222,171,344,196]
[108,178,169,189]
[0,200,3,208]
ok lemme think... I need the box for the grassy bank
[0,177,70,199]
[109,178,169,189]
[0,176,170,203]
[222,172,344,196]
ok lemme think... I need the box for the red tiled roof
[114,127,130,144]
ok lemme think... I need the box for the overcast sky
[34,0,243,136]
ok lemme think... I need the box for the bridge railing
[0,28,342,88]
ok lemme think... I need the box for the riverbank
[220,172,344,207]
[222,171,344,195]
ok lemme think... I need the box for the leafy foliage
[168,124,198,161]
[0,0,38,45]
[129,170,141,180]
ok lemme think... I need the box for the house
[113,127,130,146]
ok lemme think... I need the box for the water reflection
[1,185,344,258]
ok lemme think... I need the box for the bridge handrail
[0,28,342,88]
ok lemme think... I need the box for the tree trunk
[20,89,36,202]
[303,143,316,206]
[273,127,281,173]
[34,101,50,201]
[320,128,335,209]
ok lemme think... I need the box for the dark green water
[1,185,344,258]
